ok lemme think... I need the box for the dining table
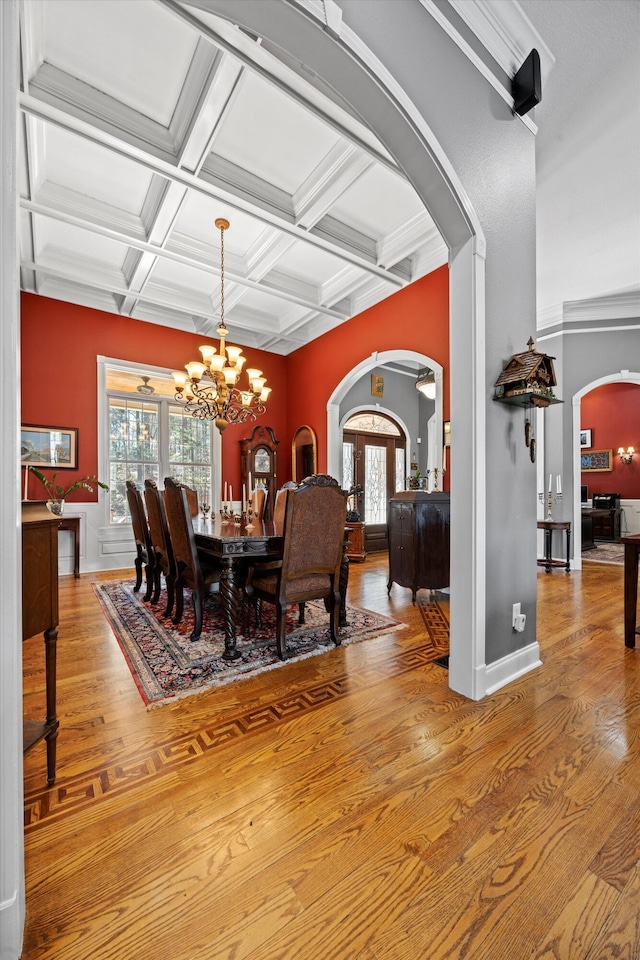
[193,514,350,661]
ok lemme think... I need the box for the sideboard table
[537,519,571,574]
[621,534,640,649]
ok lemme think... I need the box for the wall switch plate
[512,602,526,632]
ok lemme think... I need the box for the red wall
[284,265,450,485]
[20,293,288,502]
[581,382,640,500]
[21,266,449,501]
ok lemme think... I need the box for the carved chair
[163,477,221,641]
[144,478,177,617]
[244,474,347,659]
[125,479,155,602]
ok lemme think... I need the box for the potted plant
[28,467,108,516]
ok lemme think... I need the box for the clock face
[254,447,271,473]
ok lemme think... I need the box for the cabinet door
[416,501,450,588]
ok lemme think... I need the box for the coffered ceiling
[18,0,447,356]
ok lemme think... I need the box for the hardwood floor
[21,555,638,959]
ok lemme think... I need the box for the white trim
[572,370,640,569]
[484,642,542,696]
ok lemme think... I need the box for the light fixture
[618,445,635,464]
[173,218,270,434]
[415,370,436,400]
[137,376,155,395]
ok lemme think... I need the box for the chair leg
[173,580,184,625]
[150,566,162,605]
[276,601,288,660]
[190,589,203,641]
[164,572,175,618]
[330,590,341,646]
[143,561,154,602]
[133,546,143,592]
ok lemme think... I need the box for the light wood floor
[21,555,639,960]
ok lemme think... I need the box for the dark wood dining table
[194,515,351,661]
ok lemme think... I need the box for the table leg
[545,529,552,574]
[339,548,350,628]
[73,524,80,578]
[44,626,59,785]
[565,527,571,573]
[623,543,638,649]
[220,557,243,661]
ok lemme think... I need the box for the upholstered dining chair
[250,485,266,522]
[244,474,348,659]
[125,479,155,602]
[144,478,177,617]
[163,476,221,641]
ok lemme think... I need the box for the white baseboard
[484,642,542,695]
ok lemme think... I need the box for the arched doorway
[343,410,407,553]
[572,372,640,566]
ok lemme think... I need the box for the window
[107,384,213,524]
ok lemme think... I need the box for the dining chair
[250,485,266,522]
[144,478,177,617]
[244,474,348,659]
[163,476,222,641]
[125,479,155,602]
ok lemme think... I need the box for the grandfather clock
[240,425,279,520]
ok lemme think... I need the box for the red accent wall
[20,293,288,502]
[21,266,449,501]
[581,382,640,500]
[283,265,450,487]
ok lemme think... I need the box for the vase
[46,499,65,516]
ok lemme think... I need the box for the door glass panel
[395,447,405,492]
[342,441,354,491]
[364,444,386,523]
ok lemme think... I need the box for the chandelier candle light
[173,219,271,434]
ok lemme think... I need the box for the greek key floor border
[25,608,450,832]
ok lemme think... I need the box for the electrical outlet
[512,602,526,632]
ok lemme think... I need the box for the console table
[581,507,621,542]
[537,519,571,573]
[22,502,60,784]
[59,514,81,577]
[621,534,640,649]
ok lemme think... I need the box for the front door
[343,413,406,553]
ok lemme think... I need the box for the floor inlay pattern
[24,623,449,831]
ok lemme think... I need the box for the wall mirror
[292,425,317,482]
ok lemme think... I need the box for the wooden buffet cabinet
[387,491,450,601]
[22,502,60,784]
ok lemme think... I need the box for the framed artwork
[580,428,592,448]
[371,374,384,398]
[580,449,612,472]
[20,424,78,469]
[443,420,451,447]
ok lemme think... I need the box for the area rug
[94,580,403,707]
[582,542,625,565]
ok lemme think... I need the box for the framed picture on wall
[580,448,612,472]
[371,374,384,398]
[580,428,593,448]
[20,424,78,469]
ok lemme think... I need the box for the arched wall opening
[202,0,488,699]
[572,371,640,567]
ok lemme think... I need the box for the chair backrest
[273,481,297,532]
[251,486,266,521]
[280,475,347,582]
[126,479,153,556]
[144,478,175,576]
[163,476,200,588]
[184,484,199,518]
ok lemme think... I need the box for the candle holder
[432,467,439,492]
[200,503,210,521]
[220,502,231,523]
[233,513,242,526]
[539,491,562,520]
[244,503,255,530]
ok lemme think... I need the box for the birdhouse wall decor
[494,336,562,463]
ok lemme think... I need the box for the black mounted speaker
[512,49,541,116]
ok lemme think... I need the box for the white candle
[224,481,228,502]
[548,474,552,492]
[557,475,561,494]
[24,466,28,500]
[243,484,247,510]
[248,470,252,493]
[230,485,233,506]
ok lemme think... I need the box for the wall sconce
[618,446,635,464]
[416,371,436,400]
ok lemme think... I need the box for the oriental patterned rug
[94,580,403,707]
[582,542,624,565]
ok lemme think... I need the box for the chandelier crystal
[173,218,271,434]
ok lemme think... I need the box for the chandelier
[172,218,270,433]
